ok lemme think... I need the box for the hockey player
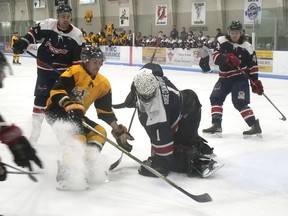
[10,32,21,65]
[202,21,263,137]
[197,36,212,73]
[12,4,84,145]
[120,63,220,178]
[45,45,134,190]
[0,51,8,86]
[0,55,42,181]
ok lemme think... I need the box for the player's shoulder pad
[217,35,227,44]
[39,18,57,30]
[70,24,85,45]
[241,41,254,55]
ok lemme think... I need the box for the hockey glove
[0,125,43,171]
[224,53,241,68]
[111,124,134,152]
[250,80,264,95]
[12,39,28,54]
[0,162,7,181]
[63,100,85,127]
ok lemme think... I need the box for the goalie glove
[111,124,134,152]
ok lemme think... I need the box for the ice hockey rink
[0,55,288,216]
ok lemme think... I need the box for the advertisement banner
[142,47,166,64]
[155,5,168,26]
[191,2,206,25]
[102,46,121,61]
[256,50,273,72]
[119,7,129,27]
[244,0,262,24]
[166,48,195,67]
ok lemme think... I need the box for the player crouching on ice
[122,63,221,178]
[45,45,134,190]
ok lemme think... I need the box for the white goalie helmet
[133,69,159,103]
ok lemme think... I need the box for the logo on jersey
[45,41,68,54]
[238,91,245,100]
[88,80,94,88]
[70,87,89,104]
[58,35,63,43]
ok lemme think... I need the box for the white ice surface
[0,56,288,216]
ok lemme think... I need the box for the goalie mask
[133,69,159,103]
[81,45,105,63]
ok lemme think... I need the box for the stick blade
[190,193,212,203]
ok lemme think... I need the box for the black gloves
[8,135,43,171]
[0,162,7,181]
[0,125,43,171]
[12,39,28,54]
[111,124,134,152]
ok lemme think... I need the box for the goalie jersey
[46,64,117,124]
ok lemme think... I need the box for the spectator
[180,27,188,41]
[170,25,178,39]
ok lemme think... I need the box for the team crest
[70,87,89,104]
[238,91,245,99]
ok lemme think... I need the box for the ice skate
[243,119,262,139]
[202,123,222,138]
[56,160,89,191]
[199,161,224,178]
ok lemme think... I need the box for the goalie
[118,63,221,178]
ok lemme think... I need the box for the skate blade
[203,132,222,138]
[201,163,224,178]
[56,182,89,191]
[243,133,262,139]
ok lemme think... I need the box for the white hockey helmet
[133,69,159,103]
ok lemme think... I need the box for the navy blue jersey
[137,76,182,157]
[22,19,84,72]
[212,36,259,81]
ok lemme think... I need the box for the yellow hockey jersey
[105,24,114,36]
[47,64,117,124]
[11,35,19,47]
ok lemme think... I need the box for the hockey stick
[26,50,61,75]
[109,107,137,171]
[239,67,286,121]
[83,121,212,203]
[2,162,38,182]
[7,171,44,175]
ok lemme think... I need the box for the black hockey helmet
[57,4,72,14]
[81,45,105,63]
[141,63,163,77]
[228,21,243,31]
